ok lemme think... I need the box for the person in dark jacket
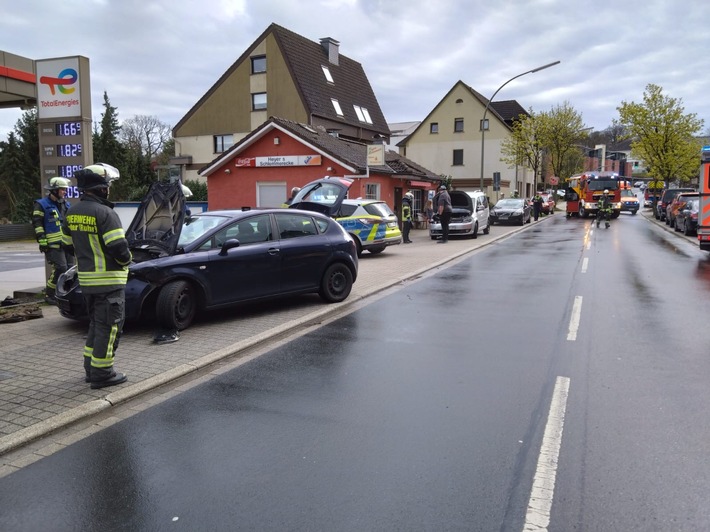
[436,184,452,243]
[532,192,544,221]
[32,177,75,304]
[62,164,132,389]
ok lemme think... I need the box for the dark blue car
[56,181,358,330]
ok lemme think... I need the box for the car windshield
[588,179,620,191]
[363,202,395,217]
[621,189,635,197]
[178,214,232,247]
[495,199,524,208]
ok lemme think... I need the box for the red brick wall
[206,131,420,210]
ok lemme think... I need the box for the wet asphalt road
[2,212,710,531]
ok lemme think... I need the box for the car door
[203,214,282,306]
[274,211,331,292]
[289,177,353,217]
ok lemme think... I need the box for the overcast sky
[2,0,709,141]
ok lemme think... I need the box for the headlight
[514,210,523,215]
[463,216,473,223]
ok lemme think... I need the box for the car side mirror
[219,238,240,256]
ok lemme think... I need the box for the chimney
[320,37,340,66]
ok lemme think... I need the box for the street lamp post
[479,61,561,192]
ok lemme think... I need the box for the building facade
[172,24,390,184]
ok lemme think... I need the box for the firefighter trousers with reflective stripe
[44,247,75,295]
[83,288,125,380]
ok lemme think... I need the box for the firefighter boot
[90,367,128,389]
[84,356,92,383]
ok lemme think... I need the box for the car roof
[342,198,385,205]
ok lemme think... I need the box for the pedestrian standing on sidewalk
[423,199,434,223]
[436,184,452,243]
[62,163,132,389]
[32,177,75,305]
[402,191,414,243]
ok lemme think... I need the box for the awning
[409,180,433,188]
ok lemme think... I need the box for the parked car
[429,190,490,240]
[288,177,402,257]
[656,188,695,221]
[633,181,645,188]
[334,199,402,256]
[620,189,639,214]
[540,193,555,214]
[674,198,700,236]
[489,198,532,225]
[667,192,699,228]
[56,181,359,330]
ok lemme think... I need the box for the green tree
[183,178,207,202]
[617,83,704,186]
[0,109,40,222]
[500,108,545,191]
[92,91,125,167]
[538,102,587,185]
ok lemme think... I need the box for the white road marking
[581,257,588,273]
[586,238,591,250]
[523,376,571,531]
[566,296,582,341]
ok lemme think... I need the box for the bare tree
[120,115,172,162]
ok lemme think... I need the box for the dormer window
[321,65,334,83]
[331,98,344,116]
[353,105,373,124]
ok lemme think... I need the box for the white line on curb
[523,376,571,531]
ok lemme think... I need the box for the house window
[365,183,380,200]
[214,134,234,153]
[430,122,439,134]
[454,118,464,132]
[331,99,344,116]
[252,93,267,111]
[251,56,266,74]
[353,105,373,124]
[480,118,489,131]
[321,65,334,83]
[453,149,464,166]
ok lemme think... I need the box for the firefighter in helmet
[32,177,75,304]
[402,191,414,243]
[62,163,132,389]
[597,189,613,229]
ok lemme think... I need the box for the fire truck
[698,147,710,251]
[565,171,622,218]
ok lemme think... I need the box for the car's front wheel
[471,222,478,239]
[156,280,197,330]
[319,263,353,302]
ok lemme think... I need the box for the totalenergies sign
[36,57,84,119]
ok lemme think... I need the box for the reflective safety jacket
[62,194,132,294]
[598,195,613,213]
[32,196,71,248]
[402,199,413,222]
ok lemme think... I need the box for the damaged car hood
[125,181,186,257]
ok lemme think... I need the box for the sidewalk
[0,221,541,467]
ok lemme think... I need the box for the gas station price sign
[55,121,82,136]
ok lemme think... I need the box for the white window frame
[252,93,267,111]
[321,65,334,83]
[365,183,380,200]
[331,98,344,116]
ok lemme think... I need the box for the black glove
[38,237,48,253]
[432,214,441,222]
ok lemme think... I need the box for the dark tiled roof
[200,117,437,181]
[174,23,389,137]
[272,25,390,136]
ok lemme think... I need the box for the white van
[429,189,490,239]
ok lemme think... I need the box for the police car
[289,177,402,257]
